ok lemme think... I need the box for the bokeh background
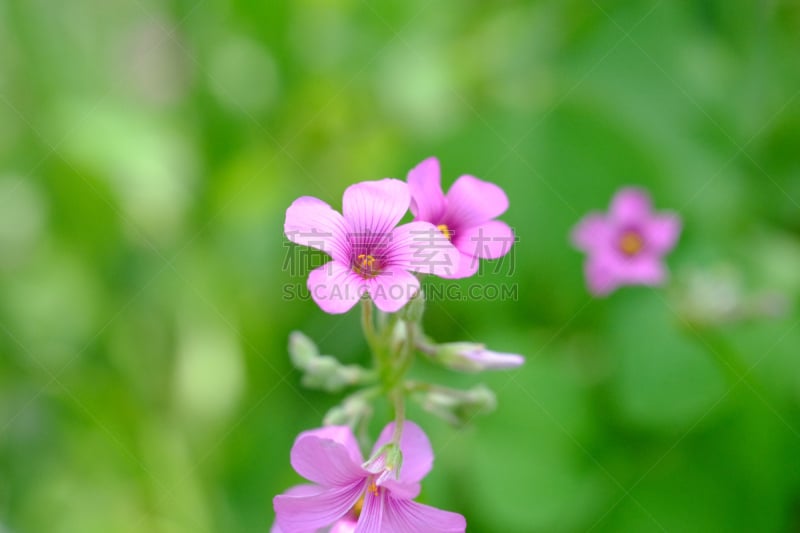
[2,0,800,531]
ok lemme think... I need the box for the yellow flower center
[353,254,378,278]
[437,224,453,240]
[619,231,644,257]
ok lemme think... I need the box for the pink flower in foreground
[273,423,466,533]
[571,187,681,296]
[406,157,515,278]
[285,179,459,314]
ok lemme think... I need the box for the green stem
[391,388,406,445]
[361,300,378,351]
[405,380,467,398]
[361,298,425,448]
[363,299,392,377]
[389,321,416,388]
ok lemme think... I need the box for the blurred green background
[2,0,800,531]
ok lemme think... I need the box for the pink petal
[285,196,350,264]
[443,175,509,229]
[330,517,358,533]
[428,250,482,279]
[274,482,364,533]
[453,220,514,260]
[271,485,322,533]
[271,485,326,533]
[372,421,433,486]
[343,179,410,236]
[621,256,667,286]
[437,250,480,279]
[296,426,364,465]
[290,432,366,487]
[381,495,466,533]
[386,221,460,278]
[570,213,611,253]
[644,212,681,254]
[379,479,421,500]
[584,257,621,297]
[609,187,652,224]
[354,490,383,533]
[584,254,667,296]
[407,157,447,223]
[307,263,364,315]
[365,267,420,313]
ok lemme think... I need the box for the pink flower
[571,187,681,296]
[273,423,466,533]
[406,157,515,278]
[285,179,459,314]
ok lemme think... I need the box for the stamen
[353,253,379,278]
[437,224,453,240]
[358,254,376,268]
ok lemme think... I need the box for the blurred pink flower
[273,423,466,533]
[571,187,681,296]
[407,157,515,278]
[285,179,459,314]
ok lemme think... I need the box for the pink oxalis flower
[571,187,681,296]
[273,422,466,533]
[406,157,515,278]
[285,179,459,314]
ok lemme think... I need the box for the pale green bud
[301,355,369,393]
[288,331,318,368]
[323,394,372,426]
[289,331,370,392]
[414,383,497,427]
[401,288,426,323]
[390,320,408,354]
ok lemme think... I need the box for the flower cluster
[284,158,516,313]
[276,159,688,531]
[276,158,522,532]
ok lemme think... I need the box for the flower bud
[300,355,369,392]
[414,383,497,427]
[401,288,426,323]
[288,331,370,392]
[433,342,524,372]
[288,330,318,368]
[323,394,372,427]
[390,319,409,354]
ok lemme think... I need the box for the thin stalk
[361,300,378,351]
[390,388,406,445]
[389,320,417,389]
